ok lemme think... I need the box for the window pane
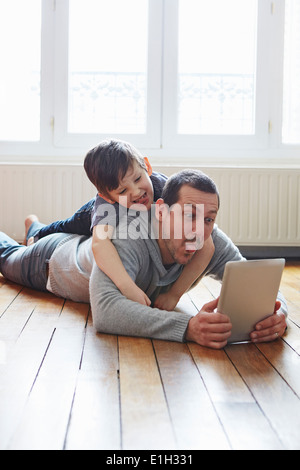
[282,0,300,144]
[68,0,148,134]
[0,0,41,141]
[178,0,257,135]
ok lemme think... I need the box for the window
[177,0,257,136]
[0,0,41,141]
[0,0,299,162]
[282,0,300,144]
[54,0,162,150]
[68,0,148,135]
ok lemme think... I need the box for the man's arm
[89,237,193,343]
[90,262,235,348]
[90,262,192,342]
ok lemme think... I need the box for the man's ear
[155,198,168,220]
[144,157,153,176]
[98,192,115,204]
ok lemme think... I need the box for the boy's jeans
[0,221,71,292]
[32,198,95,242]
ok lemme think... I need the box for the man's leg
[0,232,30,287]
[0,226,71,292]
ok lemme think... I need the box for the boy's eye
[135,176,141,183]
[119,188,127,195]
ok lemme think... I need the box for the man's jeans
[0,221,70,292]
[32,198,95,242]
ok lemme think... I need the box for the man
[0,170,287,349]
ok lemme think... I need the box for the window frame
[0,0,299,165]
[53,0,163,151]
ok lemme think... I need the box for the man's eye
[205,217,214,224]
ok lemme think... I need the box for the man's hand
[250,301,287,343]
[185,298,232,349]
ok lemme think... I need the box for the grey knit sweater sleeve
[90,236,192,342]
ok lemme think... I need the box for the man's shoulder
[208,225,244,279]
[211,224,241,247]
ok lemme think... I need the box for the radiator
[0,164,96,242]
[0,164,299,248]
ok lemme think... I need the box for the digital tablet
[218,259,285,343]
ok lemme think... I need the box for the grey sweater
[47,224,288,343]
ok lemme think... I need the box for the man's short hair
[161,169,220,208]
[84,139,147,197]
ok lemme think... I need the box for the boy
[28,139,214,310]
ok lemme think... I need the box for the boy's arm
[92,225,151,306]
[154,236,215,311]
[90,239,193,343]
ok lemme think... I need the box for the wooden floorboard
[0,261,300,450]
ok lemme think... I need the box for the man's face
[158,185,218,265]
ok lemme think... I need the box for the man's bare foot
[23,214,39,246]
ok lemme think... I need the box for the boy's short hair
[84,139,147,197]
[161,169,220,208]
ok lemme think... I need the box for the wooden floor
[0,261,300,450]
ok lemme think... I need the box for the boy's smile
[132,191,149,206]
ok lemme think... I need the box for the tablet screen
[218,259,285,343]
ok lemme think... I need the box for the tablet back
[218,259,285,343]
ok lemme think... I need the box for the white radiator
[0,164,96,242]
[206,167,300,247]
[0,163,299,247]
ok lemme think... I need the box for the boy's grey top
[46,221,288,343]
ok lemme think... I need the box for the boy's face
[103,160,154,210]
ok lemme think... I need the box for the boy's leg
[0,230,71,291]
[32,198,95,242]
[25,215,47,244]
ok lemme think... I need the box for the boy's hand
[153,292,180,311]
[121,283,151,306]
